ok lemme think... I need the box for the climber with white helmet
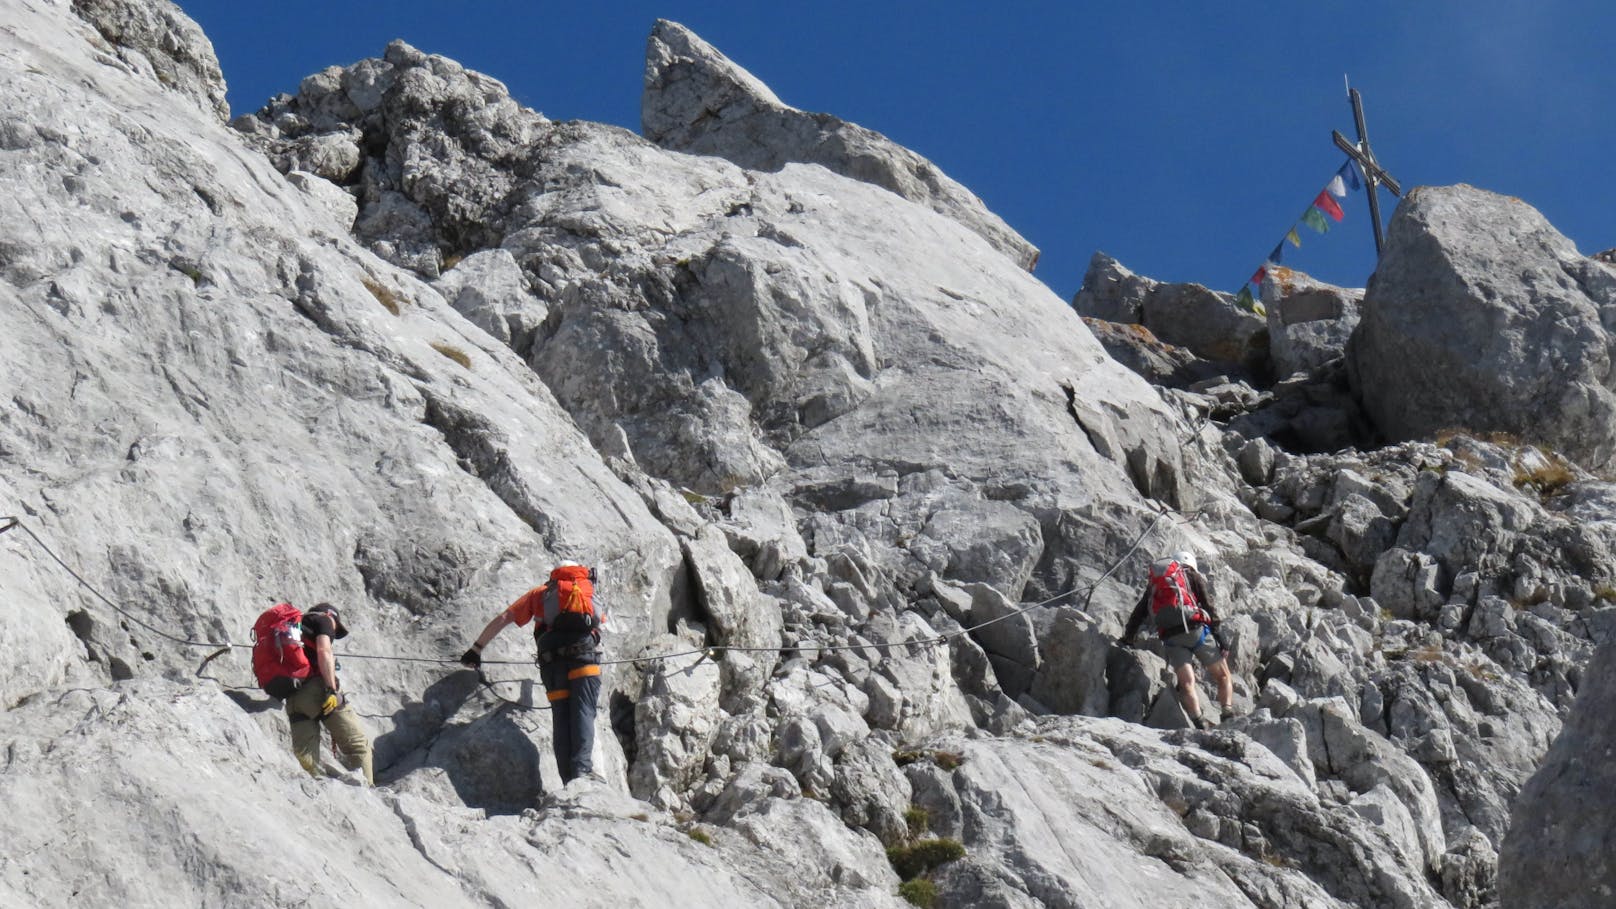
[1119,551,1234,729]
[461,561,606,784]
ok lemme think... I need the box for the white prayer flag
[1327,175,1347,198]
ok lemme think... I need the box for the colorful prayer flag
[1269,243,1284,265]
[1314,192,1345,222]
[1286,228,1301,247]
[1235,286,1256,311]
[1327,175,1347,197]
[1341,159,1362,191]
[1251,266,1267,286]
[1302,207,1330,233]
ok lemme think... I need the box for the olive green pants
[286,679,373,785]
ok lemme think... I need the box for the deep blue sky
[181,1,1613,300]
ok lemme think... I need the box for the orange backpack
[539,564,599,633]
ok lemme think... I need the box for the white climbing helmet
[1172,550,1198,571]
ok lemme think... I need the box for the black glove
[1116,636,1135,648]
[460,646,483,668]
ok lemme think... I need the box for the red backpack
[1147,559,1207,637]
[252,603,311,699]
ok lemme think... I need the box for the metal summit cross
[1332,80,1401,256]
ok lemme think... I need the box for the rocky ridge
[641,19,1040,272]
[1,1,1611,906]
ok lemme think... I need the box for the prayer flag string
[1231,158,1362,314]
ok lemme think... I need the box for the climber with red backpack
[460,562,605,784]
[1118,551,1234,730]
[252,602,373,784]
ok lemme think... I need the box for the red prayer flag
[1314,191,1345,222]
[1251,267,1267,286]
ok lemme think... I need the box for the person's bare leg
[1175,662,1202,719]
[1209,659,1233,712]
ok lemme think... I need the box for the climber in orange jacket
[461,562,604,783]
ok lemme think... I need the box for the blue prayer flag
[1341,159,1362,191]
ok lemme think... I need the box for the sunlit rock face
[3,4,1614,907]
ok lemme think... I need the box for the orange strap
[546,689,570,702]
[567,664,601,680]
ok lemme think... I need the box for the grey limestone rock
[1073,251,1269,371]
[1027,606,1112,716]
[642,20,1038,271]
[9,0,1616,905]
[1351,184,1616,469]
[630,636,725,808]
[1260,267,1362,379]
[1499,638,1616,909]
[922,720,1446,908]
[70,0,228,120]
[1081,315,1228,387]
[430,248,542,347]
[286,169,359,228]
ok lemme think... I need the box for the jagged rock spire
[642,19,1040,271]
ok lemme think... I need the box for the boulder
[1350,184,1616,468]
[1028,607,1111,715]
[952,582,1040,697]
[431,248,542,348]
[1073,252,1268,371]
[630,636,724,808]
[1080,316,1226,387]
[1260,266,1362,378]
[683,525,784,655]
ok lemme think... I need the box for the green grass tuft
[887,839,965,881]
[898,878,937,907]
[904,806,930,839]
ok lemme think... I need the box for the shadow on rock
[220,688,283,715]
[376,670,545,814]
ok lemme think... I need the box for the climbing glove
[320,691,345,716]
[460,646,483,668]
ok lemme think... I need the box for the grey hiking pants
[540,659,600,784]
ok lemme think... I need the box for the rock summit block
[1351,184,1616,468]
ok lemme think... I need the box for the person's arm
[1189,570,1228,650]
[462,586,544,666]
[1120,588,1149,642]
[1189,566,1215,614]
[311,633,347,715]
[470,612,514,651]
[312,633,339,691]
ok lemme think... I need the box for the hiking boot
[1192,715,1213,731]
